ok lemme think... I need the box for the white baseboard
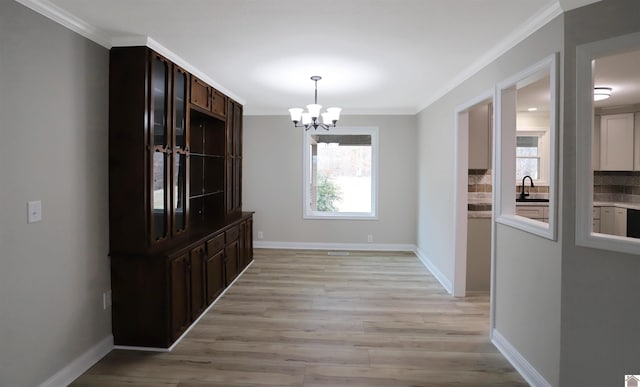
[414,248,453,294]
[253,241,416,252]
[491,329,552,387]
[38,334,113,387]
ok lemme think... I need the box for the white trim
[254,241,416,252]
[111,36,245,105]
[115,260,255,352]
[38,335,113,387]
[302,126,379,220]
[416,1,562,113]
[495,53,559,241]
[14,1,246,105]
[453,89,495,298]
[15,0,112,48]
[576,31,640,255]
[491,329,552,387]
[414,248,454,295]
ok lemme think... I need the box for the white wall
[416,17,563,386]
[243,115,417,249]
[562,1,640,386]
[0,2,111,385]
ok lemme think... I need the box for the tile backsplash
[467,169,553,212]
[594,171,640,203]
[468,169,492,211]
[516,183,549,199]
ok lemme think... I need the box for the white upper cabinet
[468,103,492,169]
[600,113,634,170]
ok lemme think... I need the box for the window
[303,127,378,219]
[515,130,548,184]
[516,135,540,180]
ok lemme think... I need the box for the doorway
[453,91,494,298]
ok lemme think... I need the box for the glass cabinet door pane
[174,153,187,232]
[152,56,168,146]
[153,150,167,240]
[175,70,187,149]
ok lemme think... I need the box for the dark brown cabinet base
[109,46,252,350]
[111,213,254,349]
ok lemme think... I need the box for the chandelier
[288,76,341,131]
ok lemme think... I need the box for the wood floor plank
[71,249,526,386]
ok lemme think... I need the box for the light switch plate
[27,201,42,223]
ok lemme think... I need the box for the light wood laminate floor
[72,249,526,386]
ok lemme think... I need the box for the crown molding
[244,106,417,116]
[15,0,245,105]
[111,35,245,104]
[415,1,563,113]
[14,0,112,48]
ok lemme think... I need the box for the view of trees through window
[310,134,372,213]
[516,135,540,180]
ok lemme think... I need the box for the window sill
[304,212,378,221]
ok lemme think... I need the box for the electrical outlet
[257,231,264,240]
[367,234,373,243]
[103,290,112,310]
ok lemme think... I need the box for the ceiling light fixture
[527,107,538,112]
[288,76,341,131]
[594,87,612,101]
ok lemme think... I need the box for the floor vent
[327,251,350,256]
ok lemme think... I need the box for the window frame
[495,53,558,240]
[575,31,640,255]
[302,126,379,220]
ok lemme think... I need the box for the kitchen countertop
[594,201,640,211]
[468,201,640,219]
[515,201,549,206]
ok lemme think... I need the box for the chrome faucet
[520,175,534,200]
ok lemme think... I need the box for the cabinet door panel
[151,55,170,147]
[615,208,627,237]
[190,245,206,320]
[206,249,224,303]
[170,253,190,341]
[211,90,227,117]
[225,241,239,286]
[468,103,492,169]
[151,150,169,242]
[600,114,634,170]
[190,77,210,110]
[600,207,615,234]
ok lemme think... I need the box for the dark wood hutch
[108,46,253,349]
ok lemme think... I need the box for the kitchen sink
[516,198,549,202]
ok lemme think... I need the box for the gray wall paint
[243,115,417,246]
[0,1,111,385]
[562,1,640,386]
[416,17,563,386]
[466,218,491,292]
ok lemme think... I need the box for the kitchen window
[303,127,378,219]
[516,130,548,184]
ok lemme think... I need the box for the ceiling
[594,48,640,109]
[23,0,600,115]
